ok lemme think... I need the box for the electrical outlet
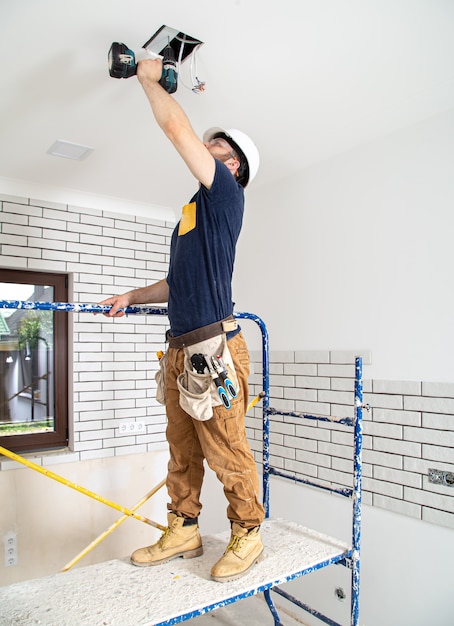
[428,468,444,484]
[119,421,145,434]
[4,532,17,567]
[428,468,454,487]
[443,471,454,487]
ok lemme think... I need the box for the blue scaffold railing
[0,300,362,626]
[227,310,363,626]
[0,299,168,316]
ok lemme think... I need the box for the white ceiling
[2,0,454,217]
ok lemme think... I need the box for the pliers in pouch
[204,354,232,409]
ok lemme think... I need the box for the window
[0,269,68,452]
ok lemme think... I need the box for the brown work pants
[164,331,265,529]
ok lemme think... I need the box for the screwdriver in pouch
[203,355,231,409]
[213,356,238,399]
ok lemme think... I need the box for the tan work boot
[210,523,264,582]
[130,513,203,567]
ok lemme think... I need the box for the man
[100,56,265,582]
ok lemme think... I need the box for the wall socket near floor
[428,468,454,487]
[118,421,145,434]
[4,532,17,567]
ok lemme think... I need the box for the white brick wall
[247,350,454,530]
[1,193,173,462]
[2,194,454,531]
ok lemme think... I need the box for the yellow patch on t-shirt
[178,202,196,235]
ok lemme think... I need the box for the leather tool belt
[167,315,238,349]
[156,328,239,421]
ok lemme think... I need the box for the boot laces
[159,525,174,548]
[226,534,245,553]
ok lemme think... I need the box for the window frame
[0,268,69,453]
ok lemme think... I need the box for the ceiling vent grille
[47,140,94,160]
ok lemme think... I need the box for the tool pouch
[177,334,238,421]
[155,350,168,405]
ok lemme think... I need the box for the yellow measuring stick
[0,446,166,532]
[61,478,166,571]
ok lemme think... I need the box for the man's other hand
[98,294,131,317]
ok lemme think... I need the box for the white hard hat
[203,127,260,187]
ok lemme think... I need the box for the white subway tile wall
[247,350,454,530]
[1,194,453,529]
[0,194,173,461]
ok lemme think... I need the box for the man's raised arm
[136,58,216,189]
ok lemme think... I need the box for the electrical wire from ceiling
[174,34,206,94]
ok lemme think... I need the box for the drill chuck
[159,45,178,94]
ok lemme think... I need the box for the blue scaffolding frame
[0,301,362,626]
[235,311,363,626]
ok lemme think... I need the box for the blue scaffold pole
[351,356,363,626]
[234,312,270,517]
[0,300,168,316]
[234,312,275,621]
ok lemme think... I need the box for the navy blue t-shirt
[167,159,244,336]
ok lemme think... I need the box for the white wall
[0,177,176,223]
[235,107,454,383]
[229,109,454,625]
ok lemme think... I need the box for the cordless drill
[108,42,178,94]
